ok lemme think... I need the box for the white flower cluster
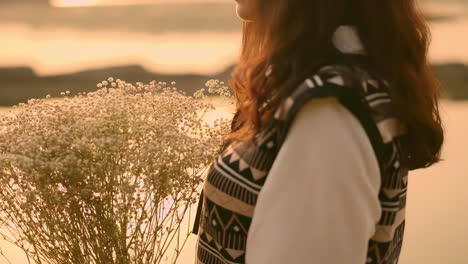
[193,79,233,99]
[0,78,233,264]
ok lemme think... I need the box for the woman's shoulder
[274,63,393,124]
[316,63,391,96]
[273,63,406,169]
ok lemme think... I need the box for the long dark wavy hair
[225,0,444,170]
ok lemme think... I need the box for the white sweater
[245,96,382,263]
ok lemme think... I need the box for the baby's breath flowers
[195,79,232,99]
[0,78,233,264]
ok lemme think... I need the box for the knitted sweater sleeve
[245,96,382,263]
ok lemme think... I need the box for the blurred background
[0,0,467,263]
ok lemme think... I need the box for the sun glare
[50,0,224,7]
[50,0,157,7]
[50,0,99,7]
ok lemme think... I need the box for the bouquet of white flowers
[0,78,233,264]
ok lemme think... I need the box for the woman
[192,0,444,263]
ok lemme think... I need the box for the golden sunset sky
[50,0,228,7]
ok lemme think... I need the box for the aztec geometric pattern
[192,64,409,264]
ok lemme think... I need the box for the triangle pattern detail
[327,75,345,86]
[383,188,400,199]
[250,167,267,181]
[229,151,240,164]
[238,159,249,171]
[225,248,245,259]
[367,79,379,89]
[214,240,223,251]
[205,233,213,243]
[402,176,408,186]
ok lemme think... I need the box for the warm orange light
[50,0,98,7]
[50,0,168,7]
[50,0,226,7]
[50,0,159,7]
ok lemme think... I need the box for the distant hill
[0,65,235,106]
[0,63,467,106]
[433,63,468,100]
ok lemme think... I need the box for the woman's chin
[236,6,254,22]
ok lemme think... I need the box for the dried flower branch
[0,78,233,264]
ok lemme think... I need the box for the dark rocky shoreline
[0,63,466,106]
